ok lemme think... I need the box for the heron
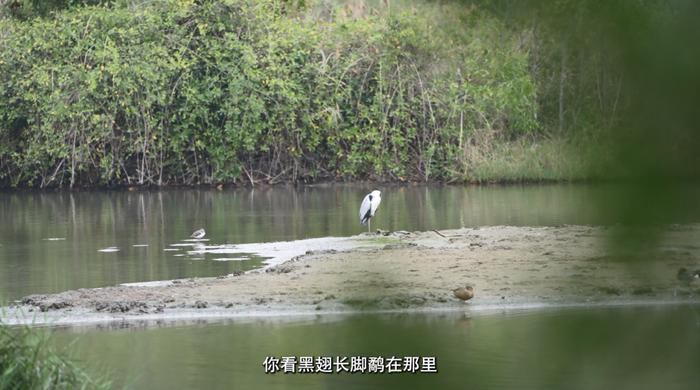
[190,228,206,239]
[359,189,382,233]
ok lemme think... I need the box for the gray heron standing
[359,190,382,233]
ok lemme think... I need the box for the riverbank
[0,137,599,191]
[4,224,699,327]
[0,141,599,193]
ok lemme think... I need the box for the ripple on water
[211,257,249,261]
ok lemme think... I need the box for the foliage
[0,0,595,187]
[0,322,110,389]
[0,0,110,19]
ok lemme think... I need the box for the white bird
[190,228,206,239]
[359,190,382,233]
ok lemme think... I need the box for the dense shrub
[0,0,538,187]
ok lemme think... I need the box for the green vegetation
[0,322,110,389]
[0,0,692,187]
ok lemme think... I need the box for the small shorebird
[677,267,700,283]
[453,286,474,301]
[190,228,206,239]
[359,190,382,233]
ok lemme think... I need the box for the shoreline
[0,179,602,194]
[5,298,699,329]
[3,225,700,328]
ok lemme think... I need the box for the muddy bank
[5,225,700,326]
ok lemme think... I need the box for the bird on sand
[359,190,382,233]
[190,228,206,239]
[453,286,474,301]
[677,267,700,283]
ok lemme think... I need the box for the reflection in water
[1,184,616,300]
[50,305,700,390]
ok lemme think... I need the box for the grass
[460,135,607,183]
[0,322,110,390]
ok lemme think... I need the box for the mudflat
[6,225,700,326]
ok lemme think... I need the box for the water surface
[0,184,614,300]
[50,304,700,390]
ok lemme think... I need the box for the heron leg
[368,219,371,233]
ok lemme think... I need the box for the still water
[50,305,700,390]
[5,185,699,389]
[0,184,611,300]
